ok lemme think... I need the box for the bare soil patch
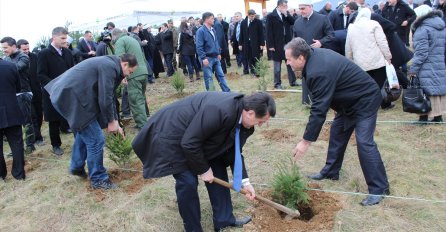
[269,91,288,99]
[6,159,41,174]
[226,72,241,80]
[261,129,295,143]
[86,162,154,202]
[245,184,342,232]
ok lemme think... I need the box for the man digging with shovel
[132,92,275,232]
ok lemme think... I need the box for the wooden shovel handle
[212,177,300,218]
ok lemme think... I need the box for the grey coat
[410,10,446,96]
[44,56,123,132]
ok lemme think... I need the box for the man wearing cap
[294,0,334,105]
[239,9,265,77]
[133,91,276,231]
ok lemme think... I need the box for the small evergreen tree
[272,162,309,209]
[254,56,271,91]
[105,133,133,168]
[171,72,185,93]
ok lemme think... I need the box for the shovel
[213,177,300,219]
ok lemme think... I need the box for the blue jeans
[320,113,389,194]
[202,57,231,92]
[70,120,109,184]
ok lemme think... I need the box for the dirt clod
[261,129,295,143]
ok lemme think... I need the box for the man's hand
[269,48,275,52]
[200,168,214,183]
[292,140,312,161]
[311,39,322,48]
[238,45,242,51]
[401,20,408,26]
[242,184,256,201]
[121,77,128,85]
[260,46,264,50]
[107,120,125,138]
[218,55,221,61]
[203,58,209,67]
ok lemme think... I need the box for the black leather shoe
[307,173,339,181]
[215,216,252,231]
[69,169,88,178]
[360,190,390,206]
[290,82,301,87]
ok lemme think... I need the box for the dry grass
[1,60,446,232]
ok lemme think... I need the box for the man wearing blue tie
[132,92,275,232]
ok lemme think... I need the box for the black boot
[431,115,443,123]
[195,72,200,80]
[189,74,194,82]
[415,115,429,125]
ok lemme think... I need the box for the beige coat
[345,19,392,71]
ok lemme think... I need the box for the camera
[101,29,112,42]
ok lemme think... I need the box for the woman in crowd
[409,6,446,123]
[178,21,200,81]
[345,8,393,109]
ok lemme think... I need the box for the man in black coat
[160,23,175,77]
[266,0,297,89]
[45,54,136,190]
[37,27,75,156]
[1,36,36,155]
[17,39,45,146]
[239,9,265,76]
[0,59,26,180]
[285,38,389,206]
[381,0,416,46]
[132,92,276,232]
[217,14,232,67]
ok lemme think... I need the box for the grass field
[1,61,445,232]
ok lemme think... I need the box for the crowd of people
[1,0,446,231]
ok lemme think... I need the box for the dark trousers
[222,49,231,66]
[121,86,130,116]
[273,60,296,88]
[0,125,25,179]
[173,158,236,232]
[48,120,62,147]
[367,67,387,89]
[31,94,43,141]
[17,93,35,147]
[164,53,175,76]
[319,113,389,194]
[244,46,259,75]
[182,55,198,75]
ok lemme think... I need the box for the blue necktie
[236,23,240,42]
[233,125,242,192]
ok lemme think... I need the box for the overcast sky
[0,0,285,48]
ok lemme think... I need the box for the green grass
[1,57,446,232]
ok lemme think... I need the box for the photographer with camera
[96,29,115,56]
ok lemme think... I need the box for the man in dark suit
[133,91,276,232]
[328,2,358,30]
[239,9,265,77]
[381,0,416,46]
[77,30,97,61]
[285,38,389,206]
[37,27,75,156]
[266,0,297,89]
[230,12,243,68]
[0,59,26,180]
